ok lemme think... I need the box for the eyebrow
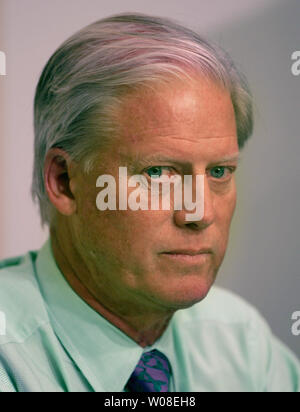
[214,153,241,163]
[128,152,241,167]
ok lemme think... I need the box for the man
[0,13,299,392]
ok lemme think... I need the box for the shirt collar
[35,239,177,392]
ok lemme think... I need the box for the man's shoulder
[0,255,25,270]
[0,251,39,297]
[174,286,300,392]
[178,285,267,329]
[0,251,50,344]
[175,285,273,363]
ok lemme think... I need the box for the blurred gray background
[0,0,299,357]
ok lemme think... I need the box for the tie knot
[125,349,172,392]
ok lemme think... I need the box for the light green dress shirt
[0,239,299,392]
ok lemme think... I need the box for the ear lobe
[44,148,77,217]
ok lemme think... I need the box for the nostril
[186,222,200,230]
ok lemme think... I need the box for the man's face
[70,77,239,312]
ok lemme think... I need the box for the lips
[162,248,213,256]
[160,248,213,264]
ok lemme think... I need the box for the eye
[209,166,236,180]
[146,166,163,178]
[144,166,174,180]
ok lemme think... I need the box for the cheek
[117,209,167,248]
[215,185,237,239]
[82,207,161,252]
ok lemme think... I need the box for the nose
[173,175,215,230]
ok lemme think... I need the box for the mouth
[160,248,212,264]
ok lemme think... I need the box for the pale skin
[45,76,239,348]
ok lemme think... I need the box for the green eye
[210,166,226,179]
[146,166,163,179]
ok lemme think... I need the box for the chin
[155,275,215,310]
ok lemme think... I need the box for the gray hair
[32,12,253,225]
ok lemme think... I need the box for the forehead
[111,77,238,162]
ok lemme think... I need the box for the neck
[50,226,174,348]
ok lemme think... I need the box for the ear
[44,148,77,217]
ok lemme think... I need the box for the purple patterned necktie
[125,349,172,392]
